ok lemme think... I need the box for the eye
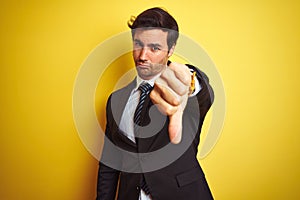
[134,41,143,48]
[151,46,161,51]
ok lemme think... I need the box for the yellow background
[1,0,300,199]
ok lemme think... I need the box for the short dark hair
[128,7,179,50]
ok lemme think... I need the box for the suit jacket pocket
[176,166,204,187]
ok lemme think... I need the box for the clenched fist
[150,62,191,144]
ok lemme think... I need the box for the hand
[150,62,191,144]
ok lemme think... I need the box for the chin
[137,72,152,80]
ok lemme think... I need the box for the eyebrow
[149,43,163,48]
[134,39,143,45]
[134,39,163,48]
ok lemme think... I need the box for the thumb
[168,109,183,144]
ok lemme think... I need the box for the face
[132,29,175,80]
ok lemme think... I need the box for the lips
[136,62,151,68]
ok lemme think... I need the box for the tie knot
[138,82,152,94]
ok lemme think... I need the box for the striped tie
[133,82,153,126]
[133,82,152,195]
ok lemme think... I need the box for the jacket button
[136,186,139,190]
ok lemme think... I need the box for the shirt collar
[135,73,161,91]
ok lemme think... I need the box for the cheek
[153,53,169,63]
[132,50,139,60]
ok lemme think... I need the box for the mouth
[136,62,151,68]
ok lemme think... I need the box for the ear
[168,44,176,57]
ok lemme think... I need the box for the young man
[97,7,214,200]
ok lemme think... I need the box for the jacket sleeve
[96,95,121,200]
[96,162,120,200]
[186,64,214,122]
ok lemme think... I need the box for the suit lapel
[110,78,137,149]
[112,78,136,126]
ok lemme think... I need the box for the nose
[139,47,148,61]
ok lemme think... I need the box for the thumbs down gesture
[150,62,192,144]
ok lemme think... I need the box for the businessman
[97,7,214,200]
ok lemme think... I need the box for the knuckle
[149,91,154,99]
[165,106,177,116]
[160,71,167,79]
[168,62,176,69]
[172,98,180,106]
[150,91,159,103]
[177,86,188,96]
[183,74,191,85]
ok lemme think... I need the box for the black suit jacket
[97,65,214,200]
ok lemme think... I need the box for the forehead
[133,29,168,46]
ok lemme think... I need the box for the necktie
[133,82,152,195]
[134,82,153,127]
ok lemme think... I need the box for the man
[97,7,214,200]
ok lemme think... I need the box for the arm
[96,95,121,200]
[96,163,120,200]
[150,62,213,144]
[186,64,214,122]
[150,62,190,143]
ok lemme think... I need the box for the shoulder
[105,79,136,123]
[107,79,136,101]
[185,64,210,84]
[106,78,136,111]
